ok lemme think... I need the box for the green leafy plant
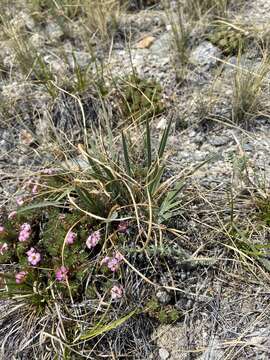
[0,120,190,357]
[118,72,165,124]
[208,21,248,56]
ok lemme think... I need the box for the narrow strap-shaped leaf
[158,117,172,159]
[16,201,63,213]
[79,309,137,340]
[122,131,132,177]
[146,119,152,169]
[148,164,165,196]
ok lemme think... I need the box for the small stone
[150,32,172,57]
[190,41,221,69]
[43,55,68,75]
[157,117,167,130]
[242,143,254,152]
[156,289,171,305]
[10,11,35,32]
[159,348,170,360]
[46,22,64,42]
[29,33,45,49]
[209,135,230,146]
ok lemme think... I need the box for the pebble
[209,135,230,146]
[156,289,172,305]
[190,41,221,69]
[159,348,170,360]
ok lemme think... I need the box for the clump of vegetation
[208,21,248,56]
[146,297,180,324]
[255,196,270,226]
[231,54,270,125]
[165,1,190,83]
[118,72,165,124]
[0,120,189,357]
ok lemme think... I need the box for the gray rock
[209,135,230,146]
[68,51,91,69]
[150,32,172,57]
[159,348,170,360]
[0,131,13,153]
[29,33,46,49]
[190,41,221,69]
[43,55,68,75]
[46,22,64,42]
[242,143,254,152]
[156,289,171,305]
[10,11,35,32]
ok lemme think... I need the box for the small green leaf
[122,131,132,177]
[79,309,137,340]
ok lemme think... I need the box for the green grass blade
[16,201,63,213]
[158,117,172,159]
[122,131,132,177]
[146,119,152,169]
[79,309,137,341]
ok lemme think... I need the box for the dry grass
[231,53,270,125]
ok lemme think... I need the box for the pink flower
[65,231,77,245]
[108,258,120,272]
[0,243,8,255]
[86,230,101,249]
[101,252,123,272]
[101,256,110,266]
[21,223,31,232]
[16,197,24,206]
[111,285,123,300]
[114,252,123,262]
[26,247,36,256]
[18,224,31,242]
[0,225,5,233]
[15,271,28,284]
[43,168,54,175]
[28,251,41,266]
[55,266,68,281]
[18,230,30,242]
[8,211,17,220]
[117,221,129,234]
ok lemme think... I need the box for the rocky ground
[1,1,270,359]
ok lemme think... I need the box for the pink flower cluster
[18,223,31,242]
[0,242,8,255]
[86,230,101,249]
[117,221,129,234]
[15,271,28,284]
[26,247,41,266]
[42,168,55,175]
[22,177,40,195]
[65,231,77,245]
[111,285,124,299]
[101,252,123,272]
[0,225,5,233]
[55,266,68,281]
